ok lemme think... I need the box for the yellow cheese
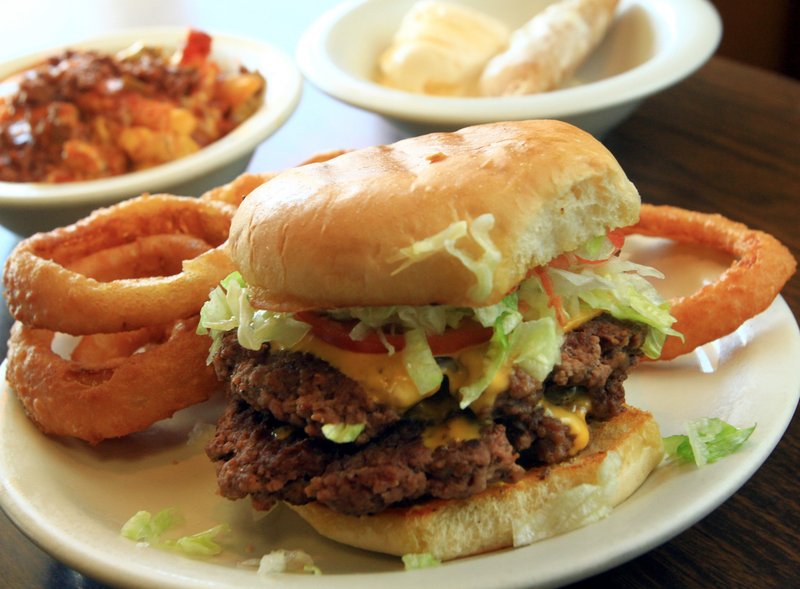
[288,334,423,411]
[286,331,593,456]
[563,306,603,332]
[286,335,510,412]
[441,343,510,412]
[284,308,601,417]
[422,415,482,449]
[541,395,591,455]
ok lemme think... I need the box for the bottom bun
[288,406,663,560]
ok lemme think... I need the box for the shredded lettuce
[388,219,468,274]
[389,214,501,302]
[573,233,618,261]
[402,552,442,569]
[458,294,520,408]
[120,508,229,557]
[329,297,526,403]
[321,422,365,443]
[198,231,677,410]
[664,418,756,466]
[521,256,679,359]
[332,305,471,353]
[171,524,229,556]
[472,292,521,331]
[508,317,563,382]
[121,508,182,543]
[198,271,310,361]
[402,327,444,395]
[120,512,318,570]
[257,549,321,575]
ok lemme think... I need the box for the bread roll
[229,119,639,312]
[290,406,663,560]
[480,0,619,96]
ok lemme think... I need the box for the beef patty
[206,315,646,516]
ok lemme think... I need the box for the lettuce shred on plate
[198,216,679,414]
[255,549,321,575]
[663,418,756,466]
[120,507,229,556]
[402,552,442,569]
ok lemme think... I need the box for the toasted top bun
[230,120,640,311]
[289,406,663,560]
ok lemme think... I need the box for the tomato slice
[607,227,626,250]
[179,30,212,66]
[295,312,492,355]
[427,321,493,355]
[295,311,403,354]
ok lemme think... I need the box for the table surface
[0,2,798,588]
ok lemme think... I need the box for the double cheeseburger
[199,120,674,559]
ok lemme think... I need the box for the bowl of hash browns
[0,26,302,236]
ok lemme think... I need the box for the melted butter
[422,415,482,449]
[542,395,592,455]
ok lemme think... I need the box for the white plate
[1,237,799,589]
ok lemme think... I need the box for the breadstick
[479,0,619,96]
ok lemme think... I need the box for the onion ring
[64,233,212,281]
[6,316,217,444]
[627,204,796,360]
[199,150,351,207]
[70,327,164,367]
[3,194,236,335]
[200,171,278,207]
[296,148,350,166]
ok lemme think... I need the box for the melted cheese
[441,343,510,412]
[286,335,512,412]
[563,307,603,332]
[542,395,591,455]
[422,415,482,449]
[288,335,422,411]
[285,307,600,418]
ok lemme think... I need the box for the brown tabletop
[0,8,798,588]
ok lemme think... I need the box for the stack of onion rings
[3,194,236,443]
[627,204,796,360]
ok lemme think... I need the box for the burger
[198,120,674,559]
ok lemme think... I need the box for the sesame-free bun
[229,120,640,311]
[289,406,663,561]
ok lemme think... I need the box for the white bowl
[0,27,302,236]
[297,0,721,136]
